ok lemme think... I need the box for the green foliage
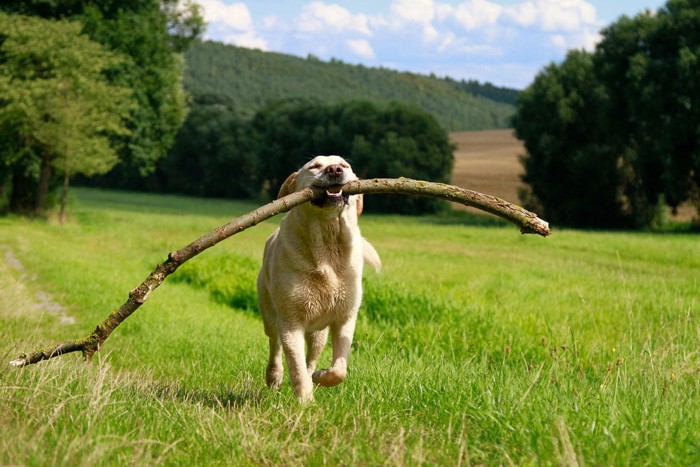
[154,99,454,214]
[1,0,204,184]
[78,3,189,179]
[1,188,699,464]
[513,51,626,228]
[596,0,700,218]
[514,0,700,228]
[183,40,516,131]
[0,12,133,213]
[156,103,262,198]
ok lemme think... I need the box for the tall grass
[1,188,698,464]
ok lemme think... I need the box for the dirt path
[1,246,76,325]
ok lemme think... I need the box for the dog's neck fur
[285,204,360,270]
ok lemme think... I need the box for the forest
[98,39,519,211]
[183,40,518,130]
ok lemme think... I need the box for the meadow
[1,187,699,465]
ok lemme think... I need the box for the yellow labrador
[257,155,381,401]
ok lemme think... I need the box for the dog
[257,155,381,401]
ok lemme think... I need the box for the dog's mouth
[311,184,349,208]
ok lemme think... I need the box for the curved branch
[9,178,549,367]
[345,179,550,236]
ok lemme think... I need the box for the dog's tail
[362,238,382,272]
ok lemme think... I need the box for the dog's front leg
[281,327,314,401]
[312,315,357,387]
[305,328,329,375]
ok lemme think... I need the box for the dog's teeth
[326,189,343,197]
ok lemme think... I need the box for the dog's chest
[283,243,359,327]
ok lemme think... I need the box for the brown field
[449,129,524,214]
[449,129,696,222]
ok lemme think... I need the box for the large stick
[9,178,549,367]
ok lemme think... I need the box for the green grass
[1,188,698,465]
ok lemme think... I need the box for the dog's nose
[324,164,344,178]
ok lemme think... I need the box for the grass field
[1,188,699,465]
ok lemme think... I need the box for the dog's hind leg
[305,328,329,375]
[260,291,284,390]
[265,333,284,390]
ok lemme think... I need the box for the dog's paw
[266,367,283,390]
[298,393,315,404]
[312,368,347,387]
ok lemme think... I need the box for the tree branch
[9,178,549,367]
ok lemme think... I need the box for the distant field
[450,129,696,221]
[1,189,698,464]
[450,129,524,212]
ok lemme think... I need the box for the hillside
[183,41,518,131]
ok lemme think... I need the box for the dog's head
[277,155,364,216]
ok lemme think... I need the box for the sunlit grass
[1,188,698,464]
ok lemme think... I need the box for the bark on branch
[9,178,549,367]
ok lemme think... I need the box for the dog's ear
[277,172,298,199]
[356,194,364,217]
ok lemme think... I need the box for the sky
[195,0,667,89]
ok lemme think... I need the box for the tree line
[93,98,455,215]
[513,0,700,228]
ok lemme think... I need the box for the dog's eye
[309,162,322,170]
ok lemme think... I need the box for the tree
[514,51,629,227]
[0,13,132,216]
[595,0,700,221]
[1,0,204,184]
[151,98,454,214]
[348,102,455,213]
[158,102,261,199]
[514,0,700,227]
[248,100,454,213]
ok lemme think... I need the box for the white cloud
[501,0,599,32]
[392,0,435,24]
[536,0,597,32]
[437,31,503,56]
[550,34,567,49]
[550,28,601,51]
[391,0,440,41]
[222,31,269,50]
[453,0,503,30]
[261,15,281,30]
[199,0,253,29]
[503,2,538,27]
[199,0,268,49]
[346,39,376,59]
[297,2,372,35]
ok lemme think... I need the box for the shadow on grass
[145,380,273,411]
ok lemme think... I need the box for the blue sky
[196,0,667,89]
